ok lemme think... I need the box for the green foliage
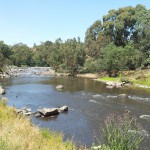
[0,41,12,69]
[93,111,144,150]
[102,6,136,46]
[0,98,8,107]
[11,43,33,67]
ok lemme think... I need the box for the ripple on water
[128,96,150,102]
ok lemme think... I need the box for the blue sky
[0,0,150,47]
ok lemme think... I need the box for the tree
[0,41,12,71]
[63,38,85,75]
[85,20,103,58]
[103,6,136,46]
[11,43,32,66]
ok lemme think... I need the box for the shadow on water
[0,75,150,149]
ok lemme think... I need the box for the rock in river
[58,105,68,113]
[38,108,59,117]
[56,85,63,89]
[140,115,150,120]
[0,86,5,95]
[15,107,32,116]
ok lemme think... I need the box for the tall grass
[92,111,144,150]
[0,98,82,150]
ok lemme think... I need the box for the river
[0,68,150,149]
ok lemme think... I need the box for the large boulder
[38,108,59,117]
[117,94,128,99]
[56,85,63,89]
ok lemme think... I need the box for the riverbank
[0,98,85,150]
[96,69,150,89]
[53,69,150,89]
[1,66,150,89]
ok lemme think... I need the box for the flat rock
[38,108,59,117]
[24,112,32,116]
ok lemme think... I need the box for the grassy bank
[97,69,150,88]
[0,99,81,150]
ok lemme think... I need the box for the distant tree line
[0,4,150,76]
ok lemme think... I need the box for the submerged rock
[117,94,128,99]
[33,112,42,118]
[106,85,114,89]
[140,115,150,120]
[128,130,149,137]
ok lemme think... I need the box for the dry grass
[0,99,86,150]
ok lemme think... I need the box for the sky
[0,0,150,47]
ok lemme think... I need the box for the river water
[0,68,150,149]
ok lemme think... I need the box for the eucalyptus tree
[0,41,12,71]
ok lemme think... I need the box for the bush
[0,97,7,107]
[120,77,131,83]
[92,111,144,150]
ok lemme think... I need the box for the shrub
[92,111,144,150]
[120,77,131,83]
[101,111,144,150]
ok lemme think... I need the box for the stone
[26,108,32,112]
[15,109,22,113]
[24,112,32,116]
[106,85,114,89]
[140,115,150,120]
[106,82,116,86]
[56,85,63,89]
[117,94,128,99]
[115,82,123,88]
[58,106,68,113]
[38,108,59,117]
[0,86,5,95]
[92,145,102,150]
[15,107,32,116]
